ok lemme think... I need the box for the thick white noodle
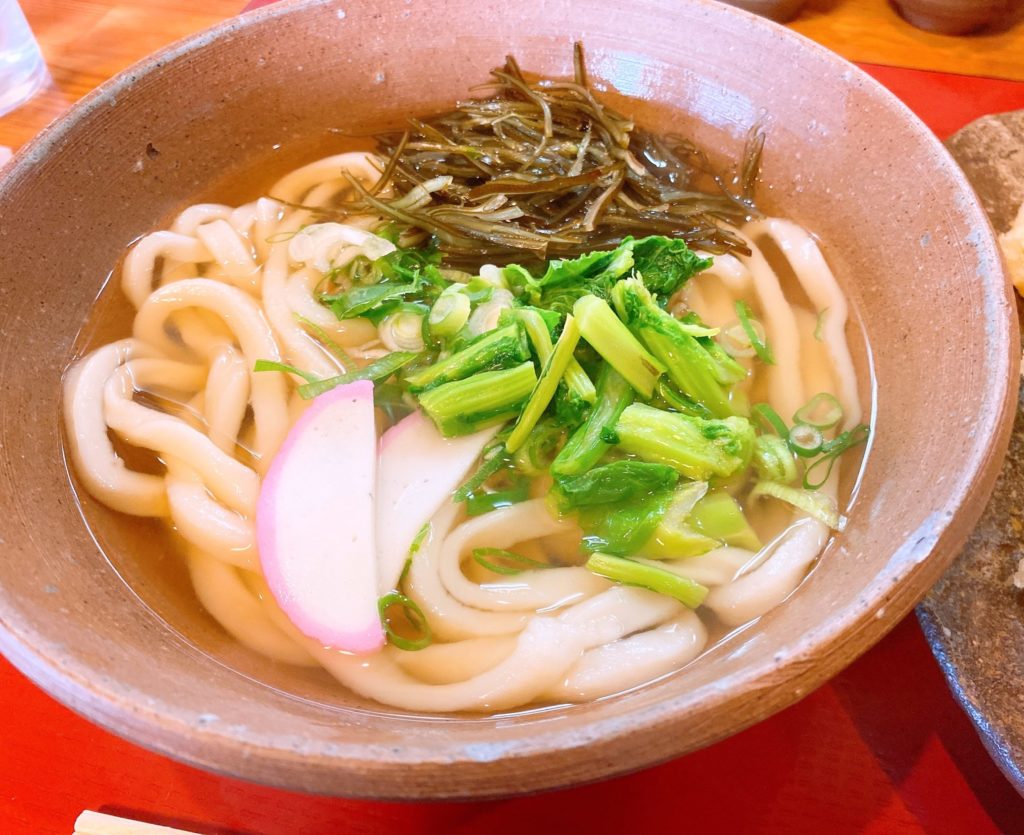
[437,500,610,612]
[406,504,531,641]
[545,610,708,703]
[121,232,212,309]
[64,140,863,716]
[744,218,861,427]
[188,547,316,666]
[63,340,168,516]
[704,517,829,627]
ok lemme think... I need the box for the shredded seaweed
[322,45,762,268]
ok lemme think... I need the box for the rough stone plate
[918,109,1024,794]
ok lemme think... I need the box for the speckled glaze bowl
[0,0,1016,799]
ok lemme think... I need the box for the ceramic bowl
[0,0,1016,799]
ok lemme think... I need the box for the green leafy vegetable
[611,277,741,417]
[553,460,679,509]
[689,491,761,550]
[615,403,755,481]
[507,314,582,452]
[752,434,798,483]
[552,365,634,476]
[574,294,665,397]
[632,235,713,297]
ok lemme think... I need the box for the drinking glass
[0,0,48,117]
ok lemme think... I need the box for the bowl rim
[0,0,1018,799]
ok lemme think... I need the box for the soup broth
[62,56,873,715]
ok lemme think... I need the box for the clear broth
[63,134,876,719]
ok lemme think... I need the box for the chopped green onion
[379,309,426,352]
[377,592,433,651]
[719,320,760,359]
[253,359,319,383]
[752,434,798,483]
[802,455,838,491]
[748,481,841,529]
[793,392,843,429]
[821,423,870,456]
[428,291,471,338]
[471,547,552,575]
[466,485,531,516]
[398,522,431,586]
[453,441,511,502]
[296,351,419,399]
[788,423,824,457]
[803,424,870,489]
[478,264,510,289]
[814,308,829,342]
[467,289,515,336]
[735,300,775,365]
[751,402,789,437]
[574,294,665,398]
[294,314,357,368]
[507,314,581,452]
[585,552,709,608]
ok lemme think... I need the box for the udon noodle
[63,150,863,713]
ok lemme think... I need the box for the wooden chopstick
[74,810,200,834]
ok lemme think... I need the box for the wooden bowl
[0,0,1016,799]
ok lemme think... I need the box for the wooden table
[3,2,1024,833]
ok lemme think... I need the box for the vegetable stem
[507,315,581,452]
[611,277,741,417]
[551,364,634,476]
[418,361,537,436]
[405,324,528,391]
[574,294,665,397]
[586,552,708,608]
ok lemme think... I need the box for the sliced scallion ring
[428,291,471,338]
[751,402,789,437]
[471,547,553,575]
[821,423,870,456]
[793,392,843,429]
[377,592,432,651]
[788,423,823,457]
[719,319,763,359]
[802,424,870,489]
[735,300,775,365]
[379,309,426,352]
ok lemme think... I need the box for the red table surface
[4,39,1024,835]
